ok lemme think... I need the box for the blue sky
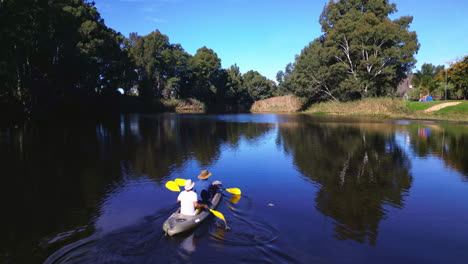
[94,0,468,81]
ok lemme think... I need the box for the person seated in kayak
[194,170,222,205]
[177,179,207,216]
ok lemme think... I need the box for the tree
[284,0,419,102]
[242,70,276,101]
[411,63,444,97]
[128,30,172,98]
[445,56,468,99]
[0,0,130,116]
[275,63,294,96]
[287,39,343,101]
[319,0,419,99]
[160,44,192,99]
[189,47,223,103]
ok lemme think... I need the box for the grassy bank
[160,98,205,113]
[119,96,205,113]
[306,98,468,122]
[251,95,305,112]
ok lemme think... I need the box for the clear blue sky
[94,0,468,81]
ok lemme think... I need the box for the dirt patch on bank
[423,102,461,113]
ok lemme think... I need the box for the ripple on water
[209,217,278,246]
[43,206,175,264]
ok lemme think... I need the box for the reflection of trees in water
[0,115,273,262]
[111,115,274,181]
[0,121,110,263]
[407,125,468,179]
[277,118,412,245]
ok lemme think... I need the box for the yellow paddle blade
[229,194,241,204]
[165,181,180,192]
[225,188,241,195]
[209,209,226,223]
[174,178,187,186]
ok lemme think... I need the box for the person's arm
[193,201,207,209]
[177,192,182,203]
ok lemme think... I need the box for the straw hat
[197,170,212,180]
[184,179,195,190]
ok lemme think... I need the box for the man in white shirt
[177,179,207,216]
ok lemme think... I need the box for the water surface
[1,114,467,263]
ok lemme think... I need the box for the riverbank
[250,96,468,122]
[306,98,468,122]
[0,96,207,123]
[250,95,305,112]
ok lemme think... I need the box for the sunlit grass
[435,101,468,115]
[406,101,453,111]
[305,98,468,122]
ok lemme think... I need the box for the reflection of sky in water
[178,113,282,124]
[390,130,468,257]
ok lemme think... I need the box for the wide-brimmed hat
[184,179,195,190]
[197,170,212,180]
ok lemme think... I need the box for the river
[1,114,467,263]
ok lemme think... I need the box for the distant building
[397,74,414,100]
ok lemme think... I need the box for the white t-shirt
[177,190,198,216]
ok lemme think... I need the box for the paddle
[165,180,229,227]
[229,194,241,204]
[165,181,180,192]
[174,178,186,187]
[209,209,227,226]
[174,178,241,195]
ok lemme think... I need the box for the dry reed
[307,98,408,116]
[251,95,304,112]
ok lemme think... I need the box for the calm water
[1,114,468,264]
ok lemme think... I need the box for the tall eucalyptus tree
[284,0,419,102]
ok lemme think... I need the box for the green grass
[405,101,443,111]
[435,101,468,114]
[306,98,468,122]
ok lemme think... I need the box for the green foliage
[0,0,134,116]
[412,63,445,97]
[188,46,223,103]
[128,31,192,99]
[276,63,294,96]
[445,56,468,99]
[225,64,245,103]
[242,70,276,101]
[0,0,277,117]
[282,0,419,103]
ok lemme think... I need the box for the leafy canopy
[280,0,419,102]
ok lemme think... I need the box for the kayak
[163,186,222,236]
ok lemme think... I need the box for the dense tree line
[410,56,468,100]
[0,0,278,119]
[1,0,131,117]
[278,0,420,103]
[443,56,468,100]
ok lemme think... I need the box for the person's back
[177,188,198,215]
[194,170,222,204]
[177,179,206,216]
[194,179,212,202]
